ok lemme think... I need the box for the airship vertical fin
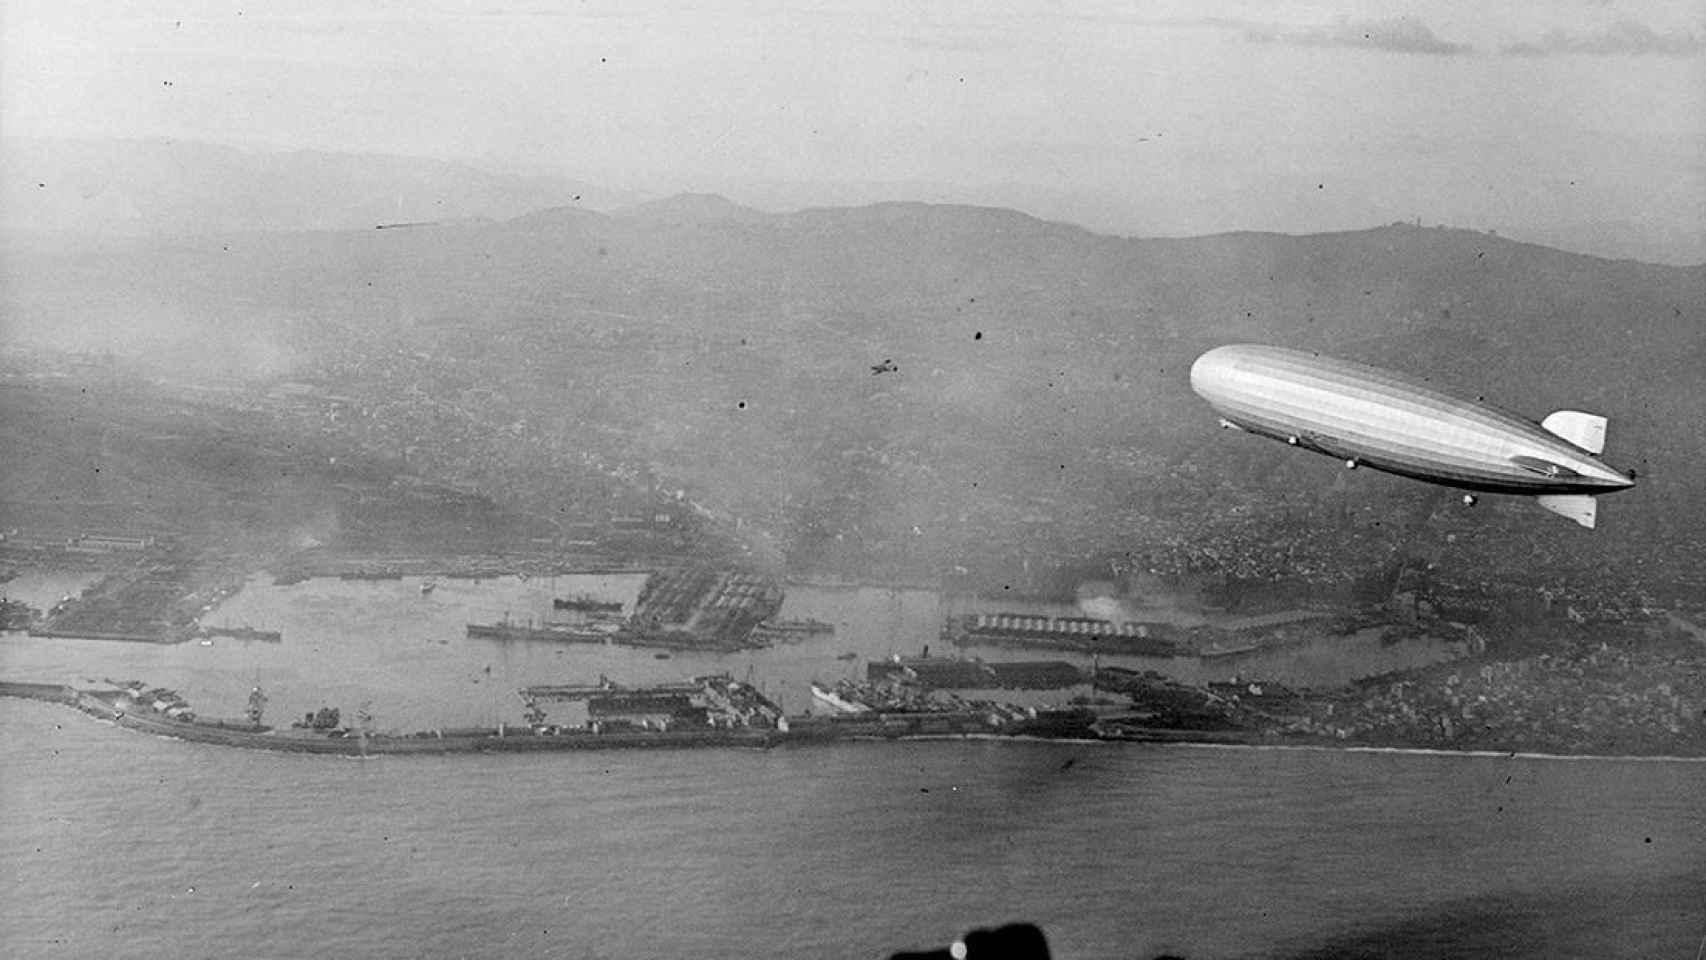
[1540,411,1607,455]
[1536,494,1599,529]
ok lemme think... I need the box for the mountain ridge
[5,136,1700,265]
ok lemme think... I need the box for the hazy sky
[4,0,1702,236]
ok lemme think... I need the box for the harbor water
[0,574,952,729]
[0,574,1462,730]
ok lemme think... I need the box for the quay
[0,677,1159,755]
[0,680,785,755]
[26,627,183,644]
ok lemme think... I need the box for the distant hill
[685,175,1706,267]
[0,137,646,237]
[610,193,769,224]
[1498,219,1706,270]
[3,198,1702,585]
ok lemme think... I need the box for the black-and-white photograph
[2,3,1703,958]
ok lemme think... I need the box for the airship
[1189,344,1636,528]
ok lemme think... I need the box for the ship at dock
[58,679,274,737]
[752,618,834,642]
[466,618,619,643]
[810,680,873,714]
[195,624,283,643]
[552,595,623,614]
[805,672,1097,740]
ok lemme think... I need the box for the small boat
[653,652,672,660]
[835,652,857,661]
[420,580,437,595]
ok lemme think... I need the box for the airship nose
[1190,347,1240,401]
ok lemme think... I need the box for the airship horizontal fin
[1536,494,1598,529]
[1541,410,1607,455]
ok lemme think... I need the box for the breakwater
[0,681,786,755]
[0,680,1129,756]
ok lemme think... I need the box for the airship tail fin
[1541,410,1607,455]
[1536,494,1599,529]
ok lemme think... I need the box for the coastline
[1164,738,1706,764]
[7,680,1703,763]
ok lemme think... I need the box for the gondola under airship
[1189,344,1636,528]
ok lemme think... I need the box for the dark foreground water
[3,698,1702,960]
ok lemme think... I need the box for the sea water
[2,704,1702,959]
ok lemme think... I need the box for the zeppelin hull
[1190,345,1634,497]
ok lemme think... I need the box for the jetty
[0,676,1124,755]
